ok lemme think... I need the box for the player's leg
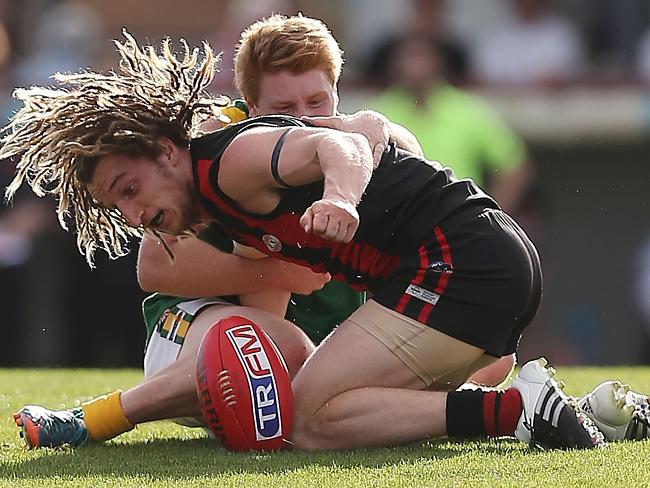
[442,363,650,443]
[120,302,314,425]
[290,300,490,449]
[291,301,604,451]
[291,300,533,450]
[468,355,650,442]
[467,353,516,387]
[14,301,314,448]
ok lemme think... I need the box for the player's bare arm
[220,126,373,242]
[238,288,292,318]
[386,120,424,157]
[305,110,424,162]
[137,233,330,296]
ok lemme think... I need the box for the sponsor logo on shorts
[156,309,189,344]
[262,234,282,253]
[405,284,441,306]
[226,324,283,441]
[428,261,453,273]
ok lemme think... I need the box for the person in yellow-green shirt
[370,33,535,214]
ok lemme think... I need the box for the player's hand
[302,110,390,168]
[299,199,359,243]
[271,260,331,295]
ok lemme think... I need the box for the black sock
[446,388,523,438]
[446,389,486,438]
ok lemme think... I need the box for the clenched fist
[299,199,359,243]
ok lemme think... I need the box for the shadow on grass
[1,438,528,479]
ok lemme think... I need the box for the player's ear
[158,138,176,166]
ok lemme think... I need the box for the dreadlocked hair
[0,29,228,265]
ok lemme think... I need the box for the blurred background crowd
[1,0,650,367]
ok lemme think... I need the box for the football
[195,315,293,451]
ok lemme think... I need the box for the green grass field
[1,367,649,487]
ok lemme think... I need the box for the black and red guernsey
[191,115,499,292]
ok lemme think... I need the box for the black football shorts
[371,207,542,357]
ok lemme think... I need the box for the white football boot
[578,381,650,441]
[512,358,607,449]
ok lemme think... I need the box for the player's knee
[290,389,340,451]
[503,354,516,373]
[291,408,335,451]
[281,333,315,378]
[490,354,516,385]
[470,354,516,387]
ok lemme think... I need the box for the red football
[195,315,293,451]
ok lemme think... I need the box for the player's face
[89,149,199,235]
[250,69,339,118]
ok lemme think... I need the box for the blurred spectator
[369,33,534,214]
[13,0,104,86]
[470,0,586,86]
[363,0,468,87]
